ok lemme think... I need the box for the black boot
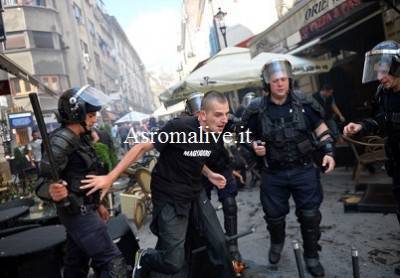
[266,215,286,265]
[297,209,324,277]
[222,197,242,261]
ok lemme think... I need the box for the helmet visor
[362,50,397,84]
[242,93,256,107]
[76,85,111,106]
[262,60,292,83]
[186,93,203,115]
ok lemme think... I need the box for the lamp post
[214,7,227,48]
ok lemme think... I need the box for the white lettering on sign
[304,0,346,23]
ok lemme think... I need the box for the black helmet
[57,85,110,124]
[185,92,204,116]
[261,59,293,91]
[362,40,400,83]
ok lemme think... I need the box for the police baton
[192,227,255,254]
[29,93,70,206]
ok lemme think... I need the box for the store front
[248,0,388,122]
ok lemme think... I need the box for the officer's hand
[343,122,362,136]
[80,175,113,200]
[97,204,110,222]
[252,141,266,156]
[49,181,68,202]
[322,155,335,173]
[208,172,227,189]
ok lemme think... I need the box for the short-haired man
[81,91,235,277]
[313,83,345,141]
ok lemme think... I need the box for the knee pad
[222,197,237,217]
[296,209,321,227]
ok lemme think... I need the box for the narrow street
[136,167,399,277]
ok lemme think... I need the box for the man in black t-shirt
[81,92,235,278]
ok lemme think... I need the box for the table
[0,206,29,229]
[0,225,66,278]
[18,206,58,226]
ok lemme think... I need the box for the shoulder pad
[292,90,324,118]
[41,128,79,176]
[240,96,266,129]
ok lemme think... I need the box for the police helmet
[261,59,293,91]
[242,92,256,108]
[362,40,400,84]
[185,92,204,116]
[58,85,110,124]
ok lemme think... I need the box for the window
[32,31,54,48]
[94,52,101,67]
[41,75,60,91]
[4,0,47,7]
[89,20,96,37]
[6,32,26,50]
[14,79,21,94]
[80,40,88,54]
[72,3,83,24]
[87,78,95,87]
[24,81,31,92]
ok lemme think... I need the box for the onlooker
[27,130,42,175]
[313,83,346,141]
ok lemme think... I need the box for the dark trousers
[203,169,238,201]
[260,165,323,218]
[143,190,234,277]
[58,206,121,278]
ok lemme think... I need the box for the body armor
[242,91,321,169]
[40,127,106,206]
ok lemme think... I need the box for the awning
[0,53,57,97]
[163,47,333,102]
[115,111,150,124]
[152,101,185,117]
[248,0,379,57]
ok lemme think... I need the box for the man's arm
[202,165,226,189]
[332,104,345,122]
[314,122,335,173]
[81,142,154,199]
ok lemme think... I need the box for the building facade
[177,0,278,80]
[0,0,153,114]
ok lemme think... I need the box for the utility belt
[57,192,100,215]
[267,156,313,171]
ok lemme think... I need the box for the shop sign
[300,0,362,40]
[8,112,33,129]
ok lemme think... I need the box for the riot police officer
[242,60,335,277]
[186,92,243,262]
[343,40,400,275]
[37,85,129,278]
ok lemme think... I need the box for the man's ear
[198,110,206,121]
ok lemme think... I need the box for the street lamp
[214,7,227,48]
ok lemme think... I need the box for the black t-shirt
[151,116,218,213]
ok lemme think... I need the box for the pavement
[135,167,399,278]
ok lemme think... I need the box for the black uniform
[202,136,239,258]
[140,117,234,277]
[39,127,125,278]
[242,90,326,267]
[360,85,400,217]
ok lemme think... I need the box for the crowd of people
[32,40,400,278]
